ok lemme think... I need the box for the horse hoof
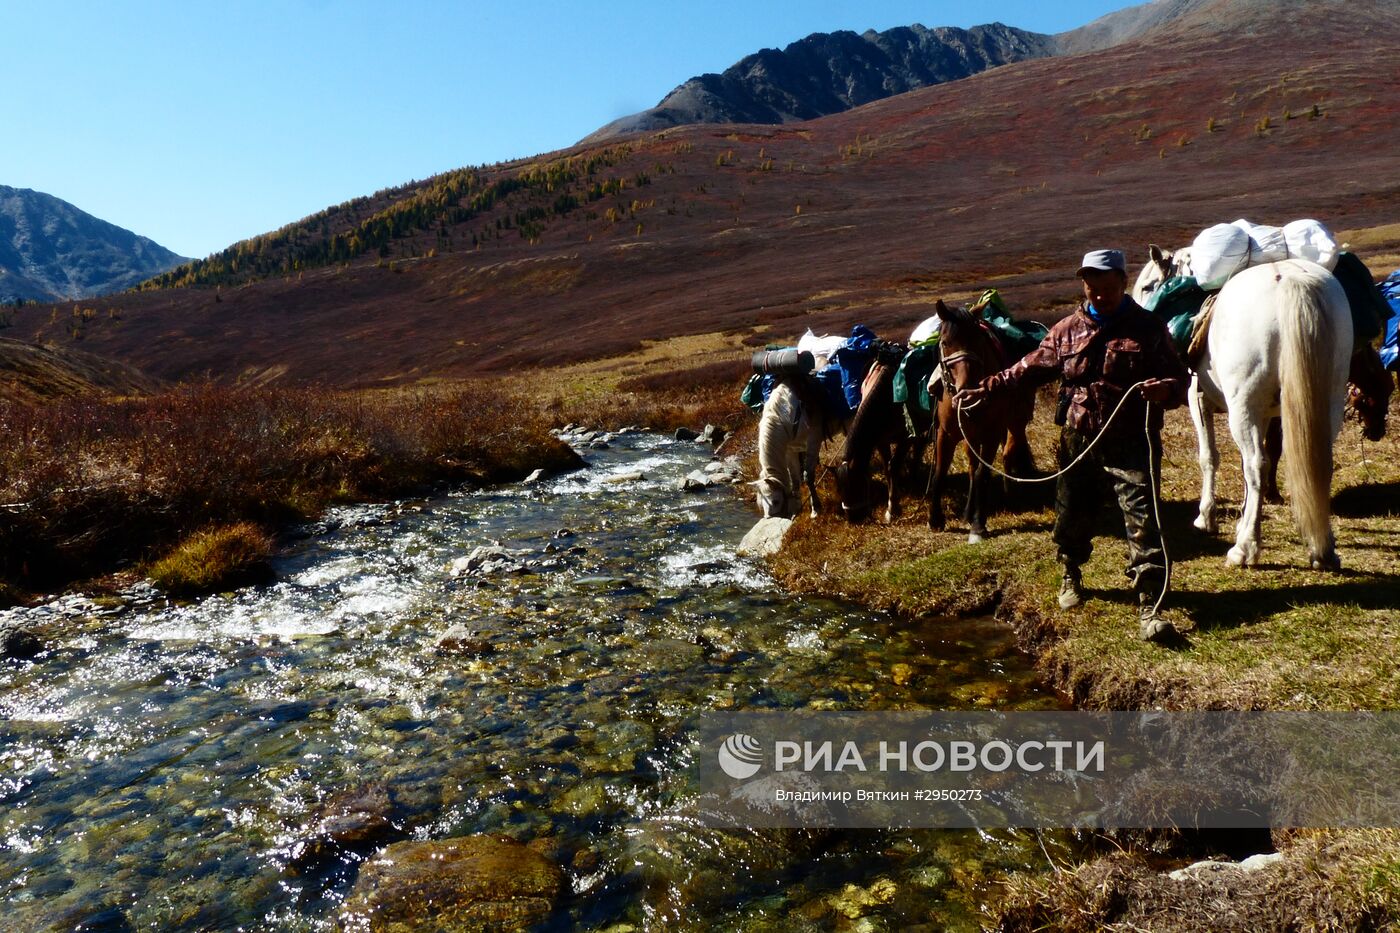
[1311,552,1342,572]
[1193,515,1217,534]
[967,532,984,545]
[1226,546,1257,568]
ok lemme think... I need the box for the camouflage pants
[1053,427,1167,600]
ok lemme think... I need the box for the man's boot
[1058,566,1085,610]
[1138,592,1177,643]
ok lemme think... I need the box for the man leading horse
[955,249,1190,644]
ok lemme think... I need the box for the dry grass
[532,332,758,434]
[0,382,578,593]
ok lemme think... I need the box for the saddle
[1186,294,1218,369]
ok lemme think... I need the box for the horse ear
[1148,244,1166,264]
[935,299,952,321]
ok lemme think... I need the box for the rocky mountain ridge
[0,186,187,303]
[583,0,1386,141]
[582,22,1055,142]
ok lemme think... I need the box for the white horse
[1134,250,1352,569]
[753,380,832,519]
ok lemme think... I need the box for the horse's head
[832,461,870,523]
[1132,244,1192,306]
[750,477,792,519]
[1347,347,1393,442]
[934,299,996,392]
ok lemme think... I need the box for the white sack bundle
[1189,223,1251,290]
[1231,218,1289,263]
[1282,219,1339,271]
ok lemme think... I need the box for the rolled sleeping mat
[751,348,815,376]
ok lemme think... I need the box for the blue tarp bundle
[741,325,881,416]
[1380,269,1400,372]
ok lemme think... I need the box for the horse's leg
[1226,406,1267,568]
[1188,378,1219,533]
[965,434,999,543]
[927,423,956,531]
[1262,417,1283,504]
[783,446,804,520]
[884,436,909,524]
[802,425,822,518]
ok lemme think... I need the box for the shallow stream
[0,432,1065,930]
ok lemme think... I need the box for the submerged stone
[436,626,495,656]
[288,782,401,873]
[340,834,563,932]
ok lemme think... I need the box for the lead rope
[954,379,1171,616]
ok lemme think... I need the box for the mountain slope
[0,337,162,403]
[5,0,1400,385]
[0,186,188,303]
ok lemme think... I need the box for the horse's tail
[1277,268,1339,557]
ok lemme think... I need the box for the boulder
[699,424,727,447]
[680,470,713,491]
[737,517,793,557]
[436,625,495,656]
[287,782,401,872]
[341,834,563,932]
[600,471,645,484]
[674,427,701,442]
[703,457,744,483]
[1168,852,1284,881]
[1,618,45,659]
[447,546,530,577]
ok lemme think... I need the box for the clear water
[0,433,1064,930]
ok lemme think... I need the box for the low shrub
[149,523,275,596]
[0,381,580,590]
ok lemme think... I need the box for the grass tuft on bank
[148,523,276,596]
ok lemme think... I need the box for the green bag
[1166,312,1195,357]
[1144,275,1208,320]
[973,289,1049,361]
[740,373,768,412]
[893,339,939,413]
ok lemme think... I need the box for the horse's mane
[938,302,978,331]
[940,304,1007,369]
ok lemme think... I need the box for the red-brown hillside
[9,0,1400,384]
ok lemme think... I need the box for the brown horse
[834,342,931,523]
[927,299,1036,542]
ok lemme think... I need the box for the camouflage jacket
[982,299,1189,437]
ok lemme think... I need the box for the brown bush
[0,382,579,590]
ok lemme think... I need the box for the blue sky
[4,1,1127,258]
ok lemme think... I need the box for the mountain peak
[0,186,188,303]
